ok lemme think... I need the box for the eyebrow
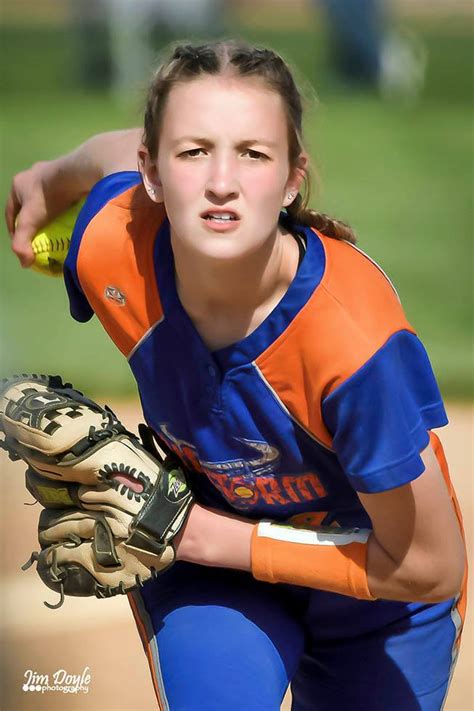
[171,137,278,149]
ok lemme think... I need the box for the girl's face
[144,74,306,261]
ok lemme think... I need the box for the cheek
[159,157,203,196]
[245,167,288,204]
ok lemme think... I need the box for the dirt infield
[1,402,472,711]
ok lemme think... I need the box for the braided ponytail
[286,193,356,244]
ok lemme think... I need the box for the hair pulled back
[143,39,356,244]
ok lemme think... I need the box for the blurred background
[0,2,472,710]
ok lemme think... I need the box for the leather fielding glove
[0,374,193,608]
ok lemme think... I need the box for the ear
[282,152,309,207]
[138,144,164,203]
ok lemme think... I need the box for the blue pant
[129,562,461,711]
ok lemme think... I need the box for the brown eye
[244,150,267,160]
[181,148,205,158]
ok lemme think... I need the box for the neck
[173,224,298,316]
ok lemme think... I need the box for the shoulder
[311,236,447,493]
[78,170,143,220]
[72,170,160,243]
[66,171,166,279]
[65,171,142,284]
[255,228,414,398]
[290,230,415,396]
[316,231,403,319]
[63,172,167,339]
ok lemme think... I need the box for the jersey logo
[159,425,281,478]
[165,467,188,502]
[156,424,327,512]
[205,438,280,477]
[104,285,126,306]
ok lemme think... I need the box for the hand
[5,159,86,268]
[5,129,143,268]
[1,374,195,607]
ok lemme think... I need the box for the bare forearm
[176,504,464,604]
[74,128,143,178]
[48,128,143,192]
[175,503,253,571]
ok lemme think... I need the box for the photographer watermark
[22,666,91,694]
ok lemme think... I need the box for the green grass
[0,94,140,397]
[0,22,472,398]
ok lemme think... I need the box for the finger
[4,189,21,237]
[11,218,36,268]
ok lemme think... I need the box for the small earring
[287,193,294,201]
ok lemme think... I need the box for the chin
[173,220,270,260]
[198,240,251,261]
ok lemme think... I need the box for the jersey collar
[154,215,326,371]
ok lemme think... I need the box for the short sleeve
[321,330,448,494]
[63,171,142,322]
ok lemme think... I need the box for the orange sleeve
[255,233,414,450]
[76,184,165,357]
[251,521,375,600]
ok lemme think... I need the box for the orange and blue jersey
[64,172,466,710]
[65,171,448,521]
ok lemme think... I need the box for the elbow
[416,577,463,604]
[431,563,465,602]
[402,558,465,603]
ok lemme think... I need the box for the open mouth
[201,211,240,223]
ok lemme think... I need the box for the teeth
[205,213,236,221]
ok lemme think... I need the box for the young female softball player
[6,40,467,711]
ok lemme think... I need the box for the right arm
[5,128,142,266]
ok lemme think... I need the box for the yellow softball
[31,199,86,277]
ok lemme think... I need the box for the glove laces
[21,535,82,609]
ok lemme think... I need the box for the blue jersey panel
[321,330,448,493]
[129,306,375,525]
[126,215,370,523]
[131,330,367,521]
[63,170,142,322]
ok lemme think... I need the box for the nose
[205,153,239,201]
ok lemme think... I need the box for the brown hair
[143,39,356,244]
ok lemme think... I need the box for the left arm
[360,443,465,602]
[175,442,465,603]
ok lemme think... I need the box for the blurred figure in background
[70,0,112,90]
[320,0,426,98]
[71,0,225,100]
[322,0,383,87]
[71,0,425,101]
